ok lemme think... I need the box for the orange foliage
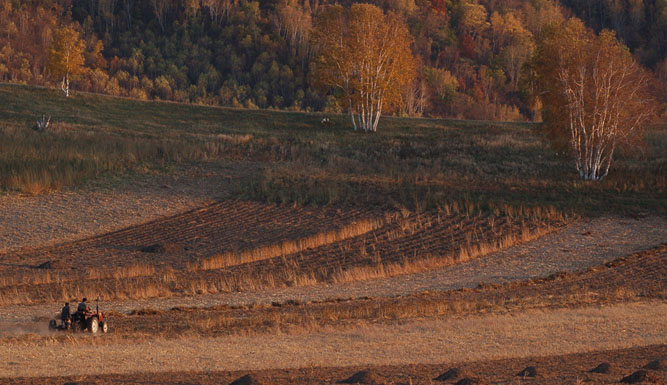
[536,18,656,180]
[311,4,416,131]
[0,2,61,84]
[47,25,86,97]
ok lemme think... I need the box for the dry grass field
[0,83,664,384]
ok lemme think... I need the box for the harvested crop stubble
[74,243,667,339]
[0,200,382,297]
[0,208,563,305]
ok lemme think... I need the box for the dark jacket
[61,305,70,320]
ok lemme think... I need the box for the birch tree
[274,0,312,58]
[311,4,416,132]
[536,18,655,180]
[202,0,235,26]
[498,12,535,89]
[47,25,86,97]
[151,0,172,32]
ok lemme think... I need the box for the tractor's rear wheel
[88,317,99,334]
[100,321,108,333]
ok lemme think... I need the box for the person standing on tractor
[60,302,70,327]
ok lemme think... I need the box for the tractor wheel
[48,320,57,330]
[100,321,108,333]
[88,317,99,334]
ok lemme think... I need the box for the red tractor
[49,299,109,334]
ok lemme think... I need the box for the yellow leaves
[386,0,417,15]
[47,25,87,96]
[490,11,504,39]
[461,3,488,31]
[275,0,312,56]
[3,20,18,36]
[311,3,416,128]
[536,18,588,93]
[48,25,86,78]
[424,67,458,101]
[491,10,534,47]
[0,0,11,13]
[503,13,525,36]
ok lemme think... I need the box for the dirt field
[3,241,664,339]
[68,243,667,338]
[1,197,664,385]
[0,237,665,383]
[0,200,377,270]
[0,195,664,385]
[5,345,666,385]
[0,196,571,305]
[0,162,259,253]
[1,218,665,327]
[1,302,665,378]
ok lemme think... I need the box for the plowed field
[0,200,375,270]
[26,243,665,340]
[0,200,564,305]
[1,245,665,381]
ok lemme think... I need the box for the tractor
[49,298,108,334]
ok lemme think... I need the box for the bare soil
[0,199,374,271]
[0,175,664,384]
[2,342,665,384]
[0,162,259,254]
[3,241,663,340]
[0,199,564,305]
[100,243,667,338]
[1,224,664,382]
[0,217,664,324]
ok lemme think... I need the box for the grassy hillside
[0,83,664,215]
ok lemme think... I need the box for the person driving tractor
[49,297,108,334]
[75,298,90,323]
[78,298,89,313]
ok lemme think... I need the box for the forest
[1,0,665,121]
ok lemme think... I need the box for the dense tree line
[560,0,665,68]
[0,0,663,120]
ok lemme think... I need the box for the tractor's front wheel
[88,317,99,334]
[100,321,108,333]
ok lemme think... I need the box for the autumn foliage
[311,4,416,131]
[47,25,86,97]
[536,19,655,180]
[0,0,662,121]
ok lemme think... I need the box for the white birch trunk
[61,73,70,97]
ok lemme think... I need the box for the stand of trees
[311,4,416,131]
[0,0,663,121]
[536,18,655,180]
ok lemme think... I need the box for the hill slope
[0,83,664,216]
